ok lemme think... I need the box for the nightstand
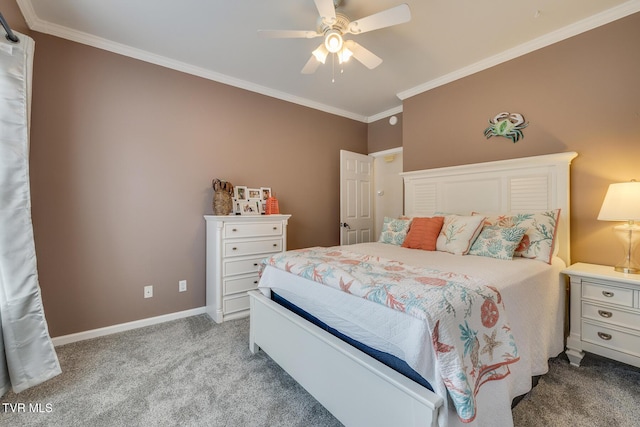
[563,262,640,368]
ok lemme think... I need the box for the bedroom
[0,0,639,425]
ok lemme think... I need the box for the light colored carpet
[1,315,638,426]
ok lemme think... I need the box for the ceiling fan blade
[348,3,411,34]
[344,40,382,69]
[314,0,337,25]
[301,55,321,74]
[258,29,321,39]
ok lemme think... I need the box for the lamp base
[612,222,640,275]
[614,265,640,274]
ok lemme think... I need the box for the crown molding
[17,0,639,123]
[367,105,403,123]
[397,0,640,101]
[16,0,368,123]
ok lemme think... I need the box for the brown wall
[403,12,640,268]
[5,0,638,336]
[2,1,367,336]
[368,113,403,153]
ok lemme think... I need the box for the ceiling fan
[258,0,411,75]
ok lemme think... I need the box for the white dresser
[205,214,291,322]
[564,262,640,368]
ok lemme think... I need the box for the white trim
[367,105,403,123]
[17,0,640,121]
[397,0,640,101]
[369,147,403,158]
[15,1,367,123]
[51,306,207,347]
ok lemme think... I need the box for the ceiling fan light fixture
[324,30,343,53]
[312,44,329,64]
[338,47,352,64]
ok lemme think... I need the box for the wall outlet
[179,280,187,292]
[144,285,153,298]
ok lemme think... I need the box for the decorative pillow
[401,216,445,251]
[436,215,486,255]
[378,217,412,245]
[475,209,561,264]
[468,226,527,260]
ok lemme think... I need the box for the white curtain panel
[0,32,61,395]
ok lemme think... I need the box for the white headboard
[401,152,578,265]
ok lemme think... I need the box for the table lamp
[597,180,640,274]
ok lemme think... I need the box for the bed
[249,152,577,427]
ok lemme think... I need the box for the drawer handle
[253,280,258,284]
[232,228,237,232]
[253,263,259,267]
[598,310,613,318]
[597,332,612,341]
[273,243,278,247]
[273,226,277,230]
[232,247,237,251]
[602,291,614,298]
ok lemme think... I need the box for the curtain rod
[0,11,20,43]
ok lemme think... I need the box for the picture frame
[248,188,261,200]
[239,200,260,215]
[234,186,247,201]
[260,187,272,200]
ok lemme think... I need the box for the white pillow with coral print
[378,216,412,245]
[468,226,527,260]
[474,209,561,264]
[436,215,486,255]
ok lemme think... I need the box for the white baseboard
[51,306,208,347]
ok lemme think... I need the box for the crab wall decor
[484,112,529,143]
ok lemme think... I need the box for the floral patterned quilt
[263,247,520,423]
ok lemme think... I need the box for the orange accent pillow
[401,216,445,251]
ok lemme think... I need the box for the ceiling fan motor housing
[317,12,350,35]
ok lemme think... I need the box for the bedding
[401,216,444,250]
[259,242,566,427]
[435,215,486,255]
[473,210,561,264]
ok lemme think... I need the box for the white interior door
[340,150,374,245]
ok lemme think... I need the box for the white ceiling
[16,0,640,122]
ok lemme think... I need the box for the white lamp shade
[598,181,640,221]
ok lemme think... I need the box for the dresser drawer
[582,281,633,308]
[224,239,282,257]
[582,301,640,330]
[582,320,640,358]
[223,275,260,296]
[223,294,250,314]
[224,222,282,238]
[224,256,266,276]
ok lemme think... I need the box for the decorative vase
[212,179,234,215]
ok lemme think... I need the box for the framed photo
[260,187,272,200]
[234,186,247,201]
[239,200,260,215]
[248,188,261,200]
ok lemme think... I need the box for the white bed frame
[249,152,577,427]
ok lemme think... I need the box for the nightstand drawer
[224,275,260,295]
[582,301,640,330]
[224,239,282,257]
[224,222,282,238]
[224,256,266,276]
[582,281,633,307]
[582,321,640,358]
